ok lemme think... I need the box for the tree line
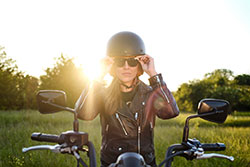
[173,69,250,112]
[0,46,250,112]
[0,46,88,110]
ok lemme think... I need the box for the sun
[75,57,113,85]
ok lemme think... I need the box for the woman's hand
[136,55,157,77]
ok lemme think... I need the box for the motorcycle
[157,98,234,167]
[22,90,97,167]
[108,99,234,167]
[22,90,234,167]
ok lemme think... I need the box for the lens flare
[75,58,113,85]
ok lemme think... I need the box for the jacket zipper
[138,125,141,154]
[116,111,142,153]
[159,84,170,103]
[135,112,141,154]
[105,124,109,132]
[115,113,128,136]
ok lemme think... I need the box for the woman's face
[115,58,138,85]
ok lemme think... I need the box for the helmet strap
[119,77,138,90]
[121,83,134,89]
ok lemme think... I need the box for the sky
[0,0,250,91]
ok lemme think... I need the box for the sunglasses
[114,58,139,67]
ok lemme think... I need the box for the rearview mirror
[197,98,230,123]
[37,90,67,114]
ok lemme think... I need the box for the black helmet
[107,31,145,76]
[107,31,146,57]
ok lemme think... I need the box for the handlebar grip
[31,133,61,143]
[201,143,226,151]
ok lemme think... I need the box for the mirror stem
[182,125,189,143]
[73,113,79,132]
[182,111,220,142]
[182,115,200,142]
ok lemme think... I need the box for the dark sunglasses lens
[127,58,138,67]
[115,59,125,67]
[114,58,138,67]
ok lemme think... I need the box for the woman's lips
[122,72,131,76]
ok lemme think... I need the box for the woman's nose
[123,61,129,68]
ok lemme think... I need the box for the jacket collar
[117,80,152,120]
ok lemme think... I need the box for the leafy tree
[39,54,88,107]
[203,69,233,87]
[173,83,192,112]
[0,46,39,110]
[174,69,249,112]
[174,79,213,112]
[19,75,39,109]
[202,69,240,108]
[233,74,250,111]
[0,46,20,109]
[234,74,250,86]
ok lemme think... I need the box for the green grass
[0,110,250,167]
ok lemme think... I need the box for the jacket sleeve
[76,81,105,120]
[148,73,179,119]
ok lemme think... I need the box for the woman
[77,31,179,167]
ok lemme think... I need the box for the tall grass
[0,110,250,167]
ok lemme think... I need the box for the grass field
[0,110,250,167]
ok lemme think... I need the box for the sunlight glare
[76,57,113,85]
[82,60,102,81]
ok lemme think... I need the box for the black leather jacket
[77,74,179,166]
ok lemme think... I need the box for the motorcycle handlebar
[31,133,62,143]
[200,143,226,151]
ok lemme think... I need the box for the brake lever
[184,147,234,162]
[23,144,86,154]
[22,144,61,153]
[196,153,234,162]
